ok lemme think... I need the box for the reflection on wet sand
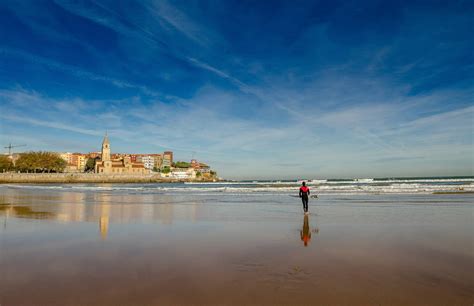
[0,188,200,240]
[1,187,473,305]
[300,214,319,247]
[0,203,55,220]
[99,194,111,240]
[1,200,112,239]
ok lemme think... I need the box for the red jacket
[299,186,310,196]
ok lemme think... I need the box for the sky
[0,0,473,179]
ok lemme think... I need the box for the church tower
[101,132,111,161]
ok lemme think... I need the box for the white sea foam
[2,177,473,195]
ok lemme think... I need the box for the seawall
[0,173,215,184]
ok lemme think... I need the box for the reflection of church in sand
[98,196,110,240]
[1,189,202,240]
[48,191,113,240]
[0,193,111,240]
[55,193,173,239]
[96,195,200,239]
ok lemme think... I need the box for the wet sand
[0,186,473,305]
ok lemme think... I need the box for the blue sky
[0,0,473,179]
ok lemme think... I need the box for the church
[95,133,149,174]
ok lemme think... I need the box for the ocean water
[3,176,473,195]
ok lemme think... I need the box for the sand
[0,185,473,305]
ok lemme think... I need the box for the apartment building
[162,151,173,169]
[137,155,155,170]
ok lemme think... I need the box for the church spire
[101,132,111,161]
[102,131,110,145]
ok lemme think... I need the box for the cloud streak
[0,48,164,97]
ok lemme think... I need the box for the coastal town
[0,134,217,181]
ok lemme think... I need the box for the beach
[0,181,473,305]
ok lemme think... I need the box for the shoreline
[432,191,474,194]
[0,173,218,184]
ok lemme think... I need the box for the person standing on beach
[299,182,310,214]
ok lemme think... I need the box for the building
[88,152,101,159]
[129,154,138,163]
[95,133,149,175]
[111,153,127,160]
[190,159,200,169]
[154,154,163,169]
[137,155,155,170]
[162,151,173,169]
[71,153,86,172]
[60,152,87,172]
[168,168,196,179]
[60,152,73,165]
[197,163,211,174]
[77,154,86,171]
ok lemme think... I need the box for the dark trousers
[301,195,309,212]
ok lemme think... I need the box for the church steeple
[102,131,110,145]
[101,132,111,161]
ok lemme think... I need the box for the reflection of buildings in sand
[0,190,80,222]
[1,188,208,237]
[0,190,112,239]
[153,202,174,225]
[183,200,199,222]
[55,192,87,222]
[54,191,111,239]
[0,201,56,230]
[1,188,210,224]
[150,196,200,224]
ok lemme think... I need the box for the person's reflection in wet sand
[300,215,319,247]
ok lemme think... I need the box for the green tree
[161,166,171,174]
[152,166,160,172]
[14,152,35,172]
[0,155,14,172]
[15,152,67,173]
[85,157,99,172]
[174,161,190,168]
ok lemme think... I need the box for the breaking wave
[2,177,473,195]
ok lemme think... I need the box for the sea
[3,176,472,195]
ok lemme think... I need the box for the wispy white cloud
[145,0,215,47]
[1,114,101,136]
[398,105,474,131]
[52,0,252,98]
[0,48,164,97]
[2,83,473,178]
